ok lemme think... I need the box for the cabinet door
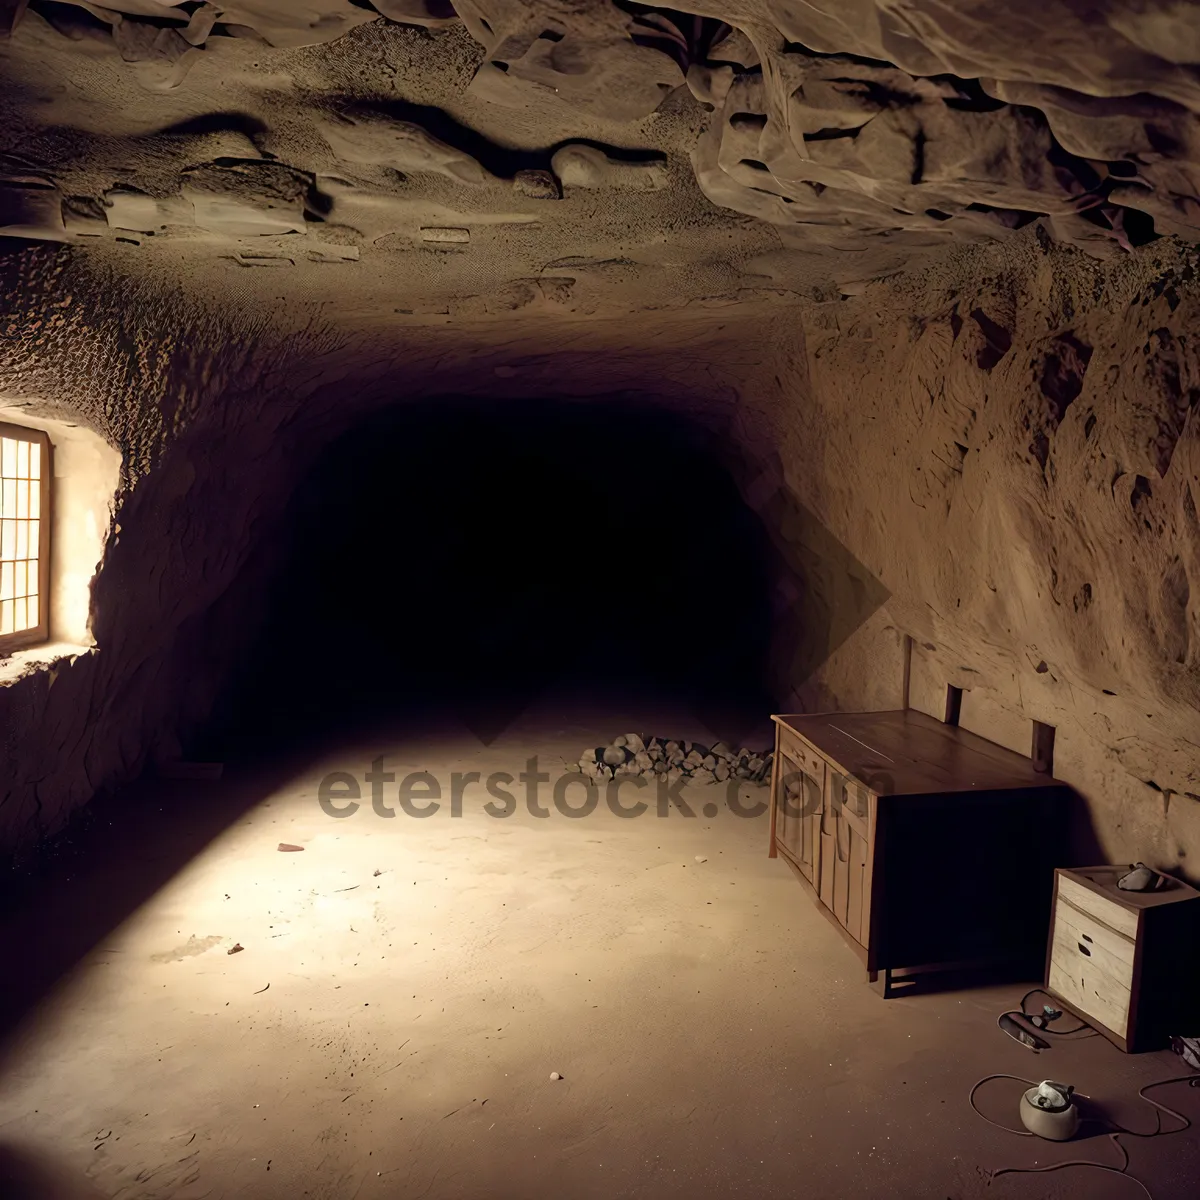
[819,771,836,909]
[777,752,821,881]
[773,756,793,862]
[845,823,869,946]
[830,772,873,948]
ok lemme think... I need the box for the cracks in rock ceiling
[0,1,1198,308]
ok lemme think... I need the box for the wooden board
[1061,865,1200,914]
[846,826,867,945]
[1053,895,1136,984]
[777,752,816,881]
[1048,917,1132,1039]
[772,710,1064,795]
[832,813,850,928]
[1058,874,1140,939]
[816,768,835,907]
[767,723,781,858]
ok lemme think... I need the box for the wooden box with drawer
[1045,867,1200,1052]
[769,710,1070,996]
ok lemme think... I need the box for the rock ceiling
[1,1,1200,307]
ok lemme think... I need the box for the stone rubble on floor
[570,734,773,785]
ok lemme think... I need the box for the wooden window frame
[0,420,52,653]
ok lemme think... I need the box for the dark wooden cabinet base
[769,710,1069,995]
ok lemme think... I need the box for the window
[0,422,51,651]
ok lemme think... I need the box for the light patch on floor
[1,717,1196,1199]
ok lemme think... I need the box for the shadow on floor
[0,686,773,1062]
[0,750,305,1056]
[0,1142,107,1199]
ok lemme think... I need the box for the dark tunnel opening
[199,396,781,762]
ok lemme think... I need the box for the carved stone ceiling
[2,1,1200,310]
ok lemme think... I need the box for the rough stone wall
[0,244,798,862]
[0,248,348,856]
[771,230,1200,874]
[2,230,1198,880]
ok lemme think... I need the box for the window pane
[0,431,48,640]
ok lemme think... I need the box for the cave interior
[1,3,1200,1198]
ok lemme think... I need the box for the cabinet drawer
[830,773,871,840]
[778,726,827,784]
[1048,894,1135,1038]
[1057,875,1139,939]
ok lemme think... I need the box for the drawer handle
[1082,933,1093,943]
[1077,942,1092,957]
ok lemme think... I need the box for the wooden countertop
[1061,865,1200,910]
[773,709,1066,796]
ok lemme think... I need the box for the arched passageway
[204,394,780,758]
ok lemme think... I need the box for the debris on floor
[573,734,773,785]
[1172,1035,1200,1070]
[549,1072,561,1081]
[278,842,304,852]
[227,943,244,955]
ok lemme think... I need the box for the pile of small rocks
[571,734,773,786]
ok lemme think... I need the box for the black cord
[996,988,1099,1049]
[1019,987,1096,1035]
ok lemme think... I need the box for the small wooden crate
[1045,866,1200,1052]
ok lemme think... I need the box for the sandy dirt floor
[2,700,1198,1200]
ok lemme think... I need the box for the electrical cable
[968,1070,1200,1198]
[995,988,1099,1050]
[1014,988,1095,1036]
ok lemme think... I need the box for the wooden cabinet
[1046,867,1200,1052]
[769,710,1069,996]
